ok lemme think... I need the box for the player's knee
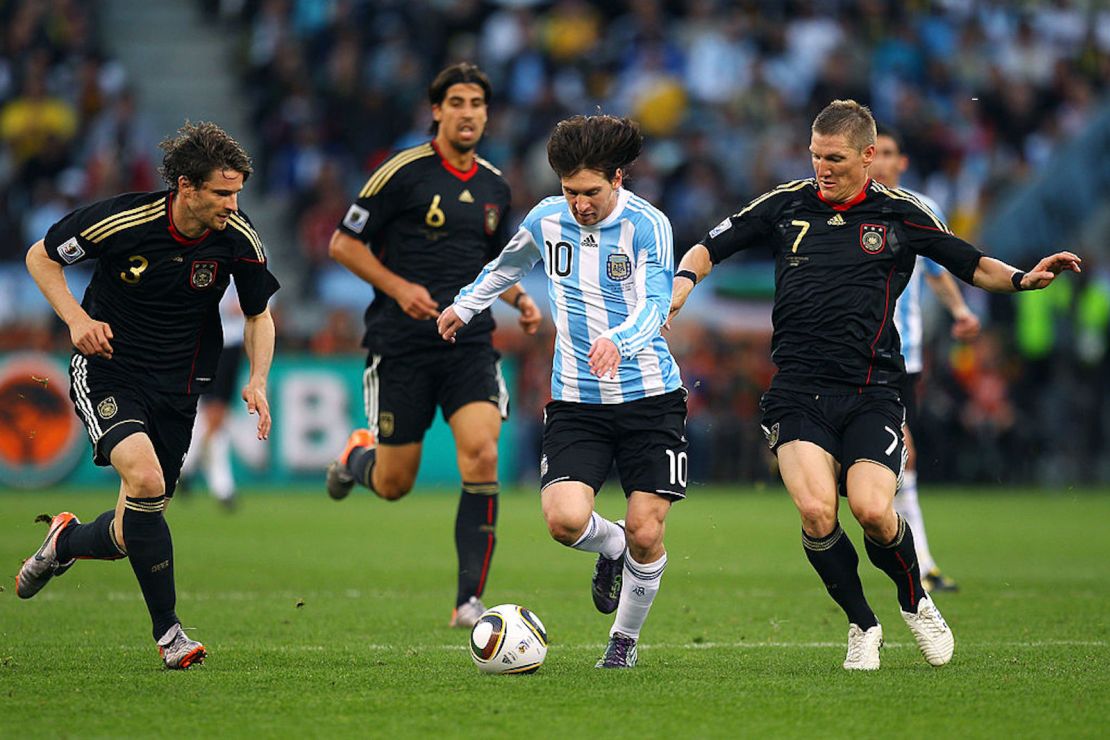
[544,508,589,546]
[125,466,166,499]
[460,442,498,479]
[851,502,890,534]
[374,477,413,501]
[795,496,837,535]
[624,518,663,555]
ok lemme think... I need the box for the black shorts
[759,387,906,486]
[205,343,244,404]
[68,354,199,497]
[897,372,921,431]
[363,344,508,445]
[540,388,689,500]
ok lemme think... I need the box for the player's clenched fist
[70,315,114,359]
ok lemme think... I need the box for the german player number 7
[790,220,810,253]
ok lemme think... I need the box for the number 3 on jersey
[545,239,572,277]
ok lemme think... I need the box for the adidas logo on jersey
[581,233,599,249]
[458,189,474,203]
[827,213,846,226]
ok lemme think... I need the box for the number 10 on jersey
[545,240,572,277]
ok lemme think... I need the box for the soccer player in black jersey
[324,63,542,628]
[17,122,280,669]
[670,100,1080,670]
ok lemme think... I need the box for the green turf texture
[1,485,1107,738]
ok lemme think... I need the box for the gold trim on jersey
[870,182,950,233]
[476,155,502,176]
[81,198,166,243]
[734,179,811,219]
[358,143,436,199]
[228,212,265,261]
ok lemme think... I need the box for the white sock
[611,551,667,639]
[205,428,235,501]
[569,512,625,560]
[893,471,936,574]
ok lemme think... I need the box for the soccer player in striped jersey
[325,63,542,629]
[440,115,687,668]
[18,122,279,669]
[670,99,1079,670]
[873,125,981,593]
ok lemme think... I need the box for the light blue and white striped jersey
[453,188,682,404]
[893,188,947,374]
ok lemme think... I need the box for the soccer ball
[468,603,548,675]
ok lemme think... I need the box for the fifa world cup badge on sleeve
[859,224,887,254]
[343,204,369,233]
[58,237,85,264]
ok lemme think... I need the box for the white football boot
[902,595,954,666]
[843,623,883,670]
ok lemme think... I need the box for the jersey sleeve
[601,210,674,359]
[336,154,410,248]
[227,211,280,316]
[453,224,542,324]
[42,194,161,265]
[701,191,779,263]
[899,203,982,285]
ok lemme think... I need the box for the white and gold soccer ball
[468,604,548,675]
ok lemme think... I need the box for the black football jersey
[337,141,511,355]
[43,190,280,394]
[703,178,982,393]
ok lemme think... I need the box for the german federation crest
[606,253,632,282]
[483,204,501,236]
[190,260,218,289]
[859,224,887,253]
[97,396,118,419]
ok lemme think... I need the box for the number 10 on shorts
[665,449,688,487]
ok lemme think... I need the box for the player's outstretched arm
[242,307,275,440]
[328,230,439,319]
[437,306,466,343]
[972,251,1082,293]
[667,244,714,327]
[25,240,114,359]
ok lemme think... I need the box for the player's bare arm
[242,306,276,440]
[587,337,621,379]
[499,285,542,335]
[972,251,1081,293]
[667,243,714,326]
[924,271,981,341]
[328,229,439,320]
[25,239,114,359]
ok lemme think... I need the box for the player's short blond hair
[812,100,877,152]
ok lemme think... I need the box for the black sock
[122,496,179,641]
[864,515,925,613]
[455,482,498,607]
[803,524,878,629]
[346,447,377,492]
[56,509,125,562]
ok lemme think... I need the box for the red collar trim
[167,192,211,246]
[817,179,871,211]
[432,140,478,182]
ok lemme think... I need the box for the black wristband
[512,292,526,308]
[675,269,698,285]
[1011,271,1027,291]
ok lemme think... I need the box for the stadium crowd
[1,0,1108,484]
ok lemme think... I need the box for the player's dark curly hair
[812,99,877,152]
[158,121,253,191]
[428,62,492,135]
[546,115,643,181]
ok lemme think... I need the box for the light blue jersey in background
[893,189,948,374]
[453,188,682,404]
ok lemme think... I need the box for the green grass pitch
[1,484,1107,738]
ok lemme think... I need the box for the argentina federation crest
[761,422,779,449]
[606,253,632,282]
[859,224,887,254]
[190,260,218,289]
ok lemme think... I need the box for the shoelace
[606,637,634,664]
